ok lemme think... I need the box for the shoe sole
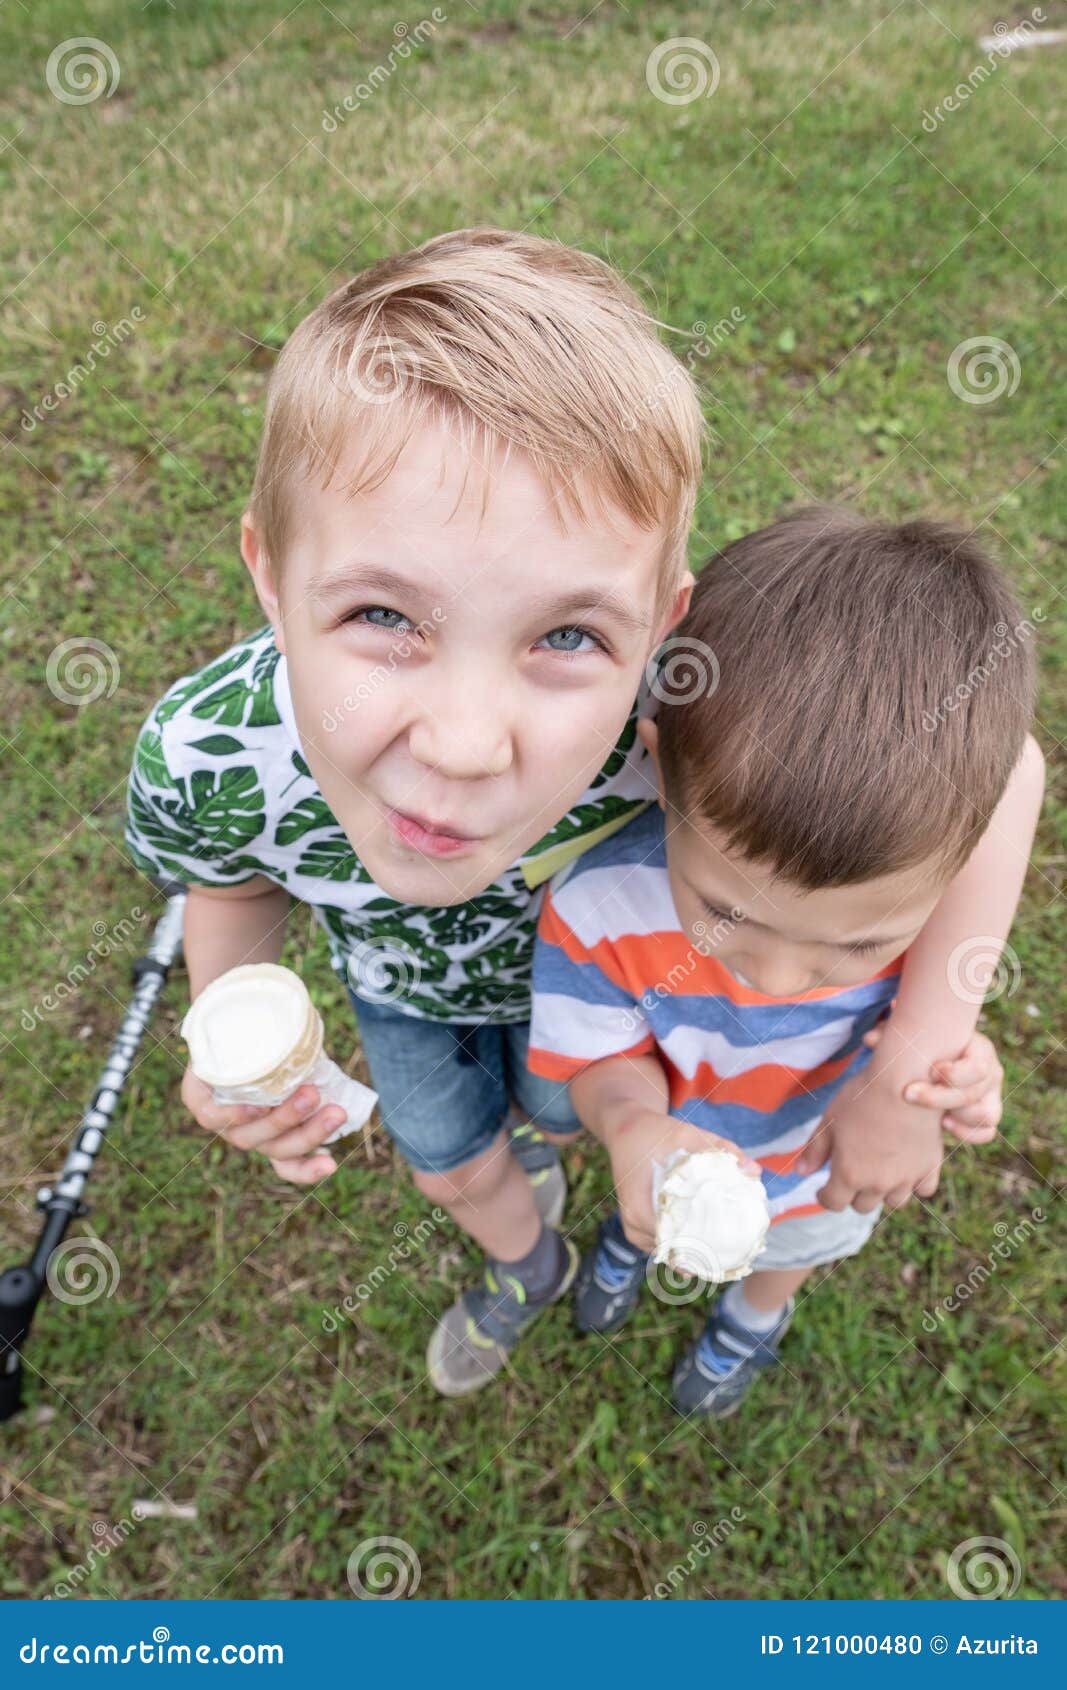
[426,1240,581,1398]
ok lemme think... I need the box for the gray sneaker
[427,1239,580,1398]
[508,1120,566,1228]
[573,1215,649,1334]
[672,1296,795,1418]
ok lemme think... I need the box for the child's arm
[797,734,1044,1209]
[569,1055,758,1251]
[183,876,291,997]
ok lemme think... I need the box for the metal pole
[0,886,187,1422]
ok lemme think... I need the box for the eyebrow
[308,563,428,605]
[309,564,651,633]
[521,588,652,636]
[695,890,913,952]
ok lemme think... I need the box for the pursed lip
[384,806,484,859]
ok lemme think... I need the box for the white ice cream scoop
[652,1147,770,1282]
[181,963,377,1145]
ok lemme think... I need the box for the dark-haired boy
[529,508,1044,1417]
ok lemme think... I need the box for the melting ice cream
[652,1148,770,1282]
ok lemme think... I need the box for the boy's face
[244,420,688,905]
[640,725,946,996]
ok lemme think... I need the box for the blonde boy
[126,231,1017,1398]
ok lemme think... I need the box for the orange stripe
[658,1047,856,1117]
[757,1149,810,1175]
[769,1202,825,1225]
[664,1048,856,1113]
[538,897,635,996]
[526,1035,655,1083]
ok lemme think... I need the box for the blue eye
[348,606,413,632]
[540,625,599,654]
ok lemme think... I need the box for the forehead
[671,816,944,932]
[285,418,667,595]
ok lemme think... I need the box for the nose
[406,662,514,780]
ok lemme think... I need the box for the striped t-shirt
[528,805,906,1226]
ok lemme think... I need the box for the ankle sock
[492,1222,567,1302]
[720,1280,786,1334]
[696,1282,789,1377]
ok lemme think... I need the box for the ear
[653,569,694,648]
[636,716,667,811]
[241,512,285,655]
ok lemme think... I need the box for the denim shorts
[347,991,583,1174]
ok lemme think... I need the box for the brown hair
[248,227,704,609]
[657,506,1037,888]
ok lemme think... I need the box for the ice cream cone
[180,961,378,1137]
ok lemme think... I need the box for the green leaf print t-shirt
[124,624,655,1024]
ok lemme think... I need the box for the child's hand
[180,1064,345,1184]
[862,1021,1004,1141]
[605,1107,761,1252]
[794,1082,941,1214]
[794,1027,1004,1212]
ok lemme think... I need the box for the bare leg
[412,1128,541,1260]
[741,1263,815,1312]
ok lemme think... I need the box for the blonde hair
[249,228,704,606]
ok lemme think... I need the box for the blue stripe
[532,937,638,1011]
[560,802,666,880]
[644,972,900,1050]
[669,1046,875,1152]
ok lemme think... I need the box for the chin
[360,848,495,908]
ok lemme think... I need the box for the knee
[411,1138,506,1208]
[539,1126,584,1148]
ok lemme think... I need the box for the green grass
[1,0,1064,1600]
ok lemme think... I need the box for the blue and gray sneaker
[573,1211,650,1334]
[672,1295,795,1417]
[427,1239,580,1397]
